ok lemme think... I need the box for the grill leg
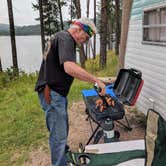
[116,114,132,131]
[93,130,103,144]
[86,124,100,145]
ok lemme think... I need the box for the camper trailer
[125,0,166,117]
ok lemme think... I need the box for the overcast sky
[0,0,96,26]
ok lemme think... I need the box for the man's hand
[96,80,106,96]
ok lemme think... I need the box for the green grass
[0,73,46,165]
[0,51,118,165]
[85,51,119,76]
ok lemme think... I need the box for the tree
[107,18,113,50]
[73,0,81,20]
[0,57,2,72]
[69,0,77,21]
[7,0,18,73]
[86,0,90,58]
[115,0,121,55]
[93,0,96,59]
[100,0,107,68]
[42,0,60,36]
[106,0,114,50]
[73,0,87,68]
[87,0,90,18]
[58,0,64,30]
[38,0,45,53]
[33,0,66,38]
[43,0,52,37]
[119,0,133,69]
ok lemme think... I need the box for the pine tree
[7,0,18,74]
[0,57,2,72]
[93,0,96,59]
[33,0,67,37]
[72,0,87,68]
[38,0,45,53]
[68,0,77,21]
[115,0,121,55]
[100,0,107,68]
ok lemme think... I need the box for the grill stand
[85,110,132,146]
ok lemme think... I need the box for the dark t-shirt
[35,31,76,96]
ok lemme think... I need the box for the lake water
[0,35,100,73]
[0,36,42,73]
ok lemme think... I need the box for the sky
[0,0,97,26]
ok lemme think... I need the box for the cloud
[0,0,97,26]
[0,0,39,26]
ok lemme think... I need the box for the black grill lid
[111,68,143,106]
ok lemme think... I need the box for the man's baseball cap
[72,17,97,38]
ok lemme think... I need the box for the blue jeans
[38,90,68,166]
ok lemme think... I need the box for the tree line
[1,0,133,74]
[0,24,42,36]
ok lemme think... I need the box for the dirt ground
[24,101,146,166]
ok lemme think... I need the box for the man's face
[75,28,90,45]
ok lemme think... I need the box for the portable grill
[82,68,144,145]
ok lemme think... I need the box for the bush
[85,50,119,76]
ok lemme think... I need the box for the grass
[85,51,119,76]
[0,73,46,165]
[0,51,118,165]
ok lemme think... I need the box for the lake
[0,35,100,73]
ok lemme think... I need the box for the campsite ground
[0,52,146,165]
[24,101,146,166]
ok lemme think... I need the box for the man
[35,17,106,166]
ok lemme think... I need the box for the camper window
[143,6,166,46]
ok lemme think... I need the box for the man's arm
[64,61,106,95]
